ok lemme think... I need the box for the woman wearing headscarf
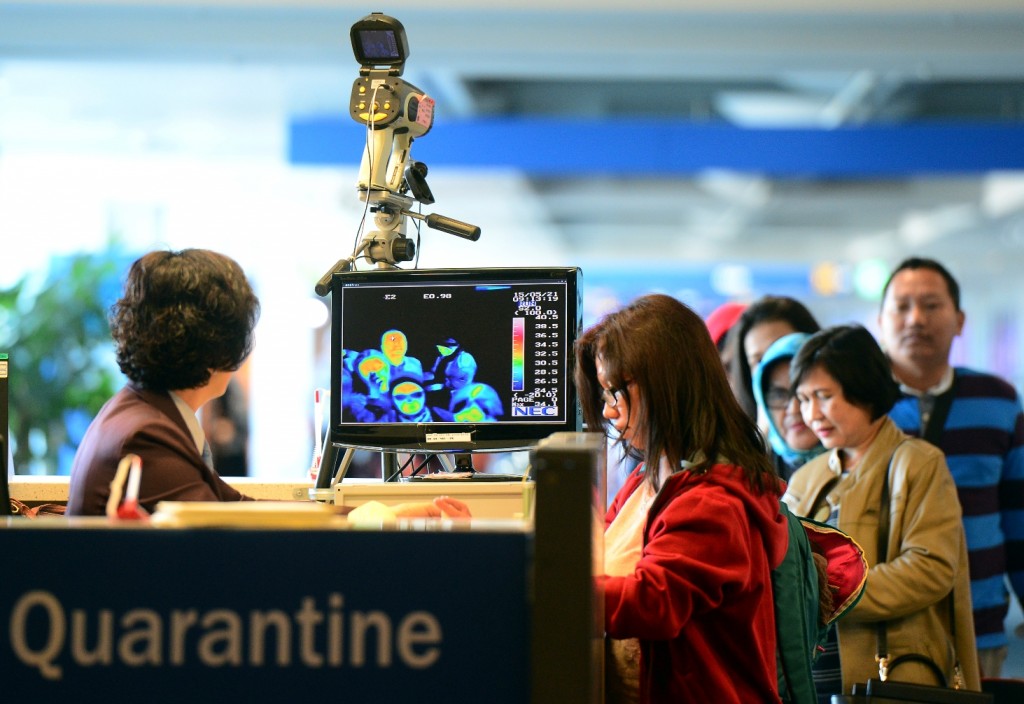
[753,332,825,481]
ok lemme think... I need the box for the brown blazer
[67,383,253,516]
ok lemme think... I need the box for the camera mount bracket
[314,13,481,296]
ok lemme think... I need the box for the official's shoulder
[100,385,175,424]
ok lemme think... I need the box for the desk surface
[9,474,531,507]
[9,475,315,502]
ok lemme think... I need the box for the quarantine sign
[0,524,530,703]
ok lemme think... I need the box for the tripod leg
[382,451,400,482]
[333,448,355,486]
[315,442,342,490]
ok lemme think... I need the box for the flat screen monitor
[329,267,582,453]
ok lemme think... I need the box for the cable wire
[384,453,416,482]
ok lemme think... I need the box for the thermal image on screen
[336,275,571,426]
[511,317,526,392]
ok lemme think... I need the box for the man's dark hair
[111,249,260,391]
[881,257,961,311]
[790,324,900,421]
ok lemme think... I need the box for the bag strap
[874,446,897,675]
[874,440,961,688]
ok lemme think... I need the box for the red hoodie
[601,463,789,703]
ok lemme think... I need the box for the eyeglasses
[765,386,794,410]
[601,384,629,407]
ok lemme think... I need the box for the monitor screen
[329,267,582,452]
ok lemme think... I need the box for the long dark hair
[728,295,820,418]
[575,294,778,494]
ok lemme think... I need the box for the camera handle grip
[405,211,480,241]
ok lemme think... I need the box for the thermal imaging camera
[314,13,480,296]
[350,12,410,74]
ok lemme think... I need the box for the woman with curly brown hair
[67,249,260,516]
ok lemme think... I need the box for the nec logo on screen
[512,406,559,417]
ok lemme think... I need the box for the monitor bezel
[328,266,583,453]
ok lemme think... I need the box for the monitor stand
[404,452,528,482]
[383,451,401,482]
[451,452,475,473]
[1,437,11,516]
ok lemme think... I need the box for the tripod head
[315,13,480,296]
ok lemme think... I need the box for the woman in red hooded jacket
[575,294,789,703]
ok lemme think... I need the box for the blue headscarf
[751,332,824,468]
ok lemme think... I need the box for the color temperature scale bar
[0,352,7,449]
[512,318,525,392]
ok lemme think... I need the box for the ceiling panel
[1,1,1023,284]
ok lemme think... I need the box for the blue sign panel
[290,117,1024,177]
[0,527,530,703]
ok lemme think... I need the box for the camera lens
[392,237,416,262]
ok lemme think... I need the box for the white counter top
[9,475,314,503]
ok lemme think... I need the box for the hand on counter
[391,496,472,519]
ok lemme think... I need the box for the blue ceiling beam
[289,117,1024,177]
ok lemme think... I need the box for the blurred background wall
[2,0,1024,478]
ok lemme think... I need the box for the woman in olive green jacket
[781,325,980,695]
